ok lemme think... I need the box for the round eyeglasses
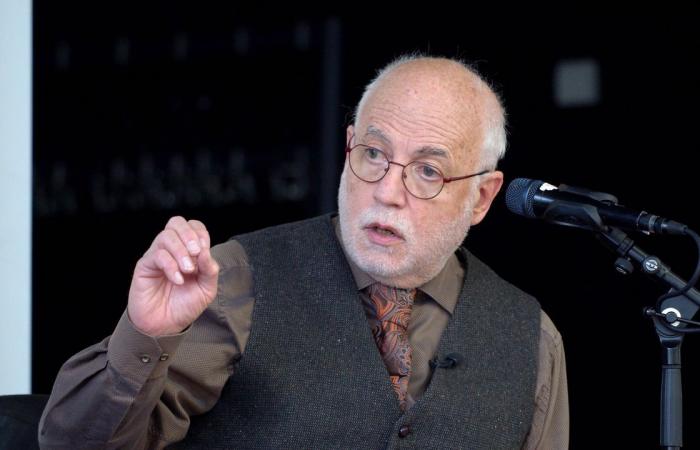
[345,136,491,200]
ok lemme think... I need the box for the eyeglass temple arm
[443,169,491,183]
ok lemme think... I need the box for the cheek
[405,203,436,231]
[339,173,363,218]
[345,174,372,206]
[423,198,466,228]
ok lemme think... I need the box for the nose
[372,162,407,207]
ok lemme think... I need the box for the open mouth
[365,222,404,240]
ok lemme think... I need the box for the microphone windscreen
[505,178,542,218]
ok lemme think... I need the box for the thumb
[197,246,220,288]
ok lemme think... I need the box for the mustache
[357,207,413,240]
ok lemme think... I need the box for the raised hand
[127,216,220,336]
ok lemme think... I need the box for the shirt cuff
[107,310,188,381]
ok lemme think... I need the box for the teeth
[374,227,395,236]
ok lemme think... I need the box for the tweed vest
[175,214,540,449]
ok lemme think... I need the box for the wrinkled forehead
[355,67,492,165]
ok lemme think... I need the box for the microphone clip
[541,185,618,233]
[558,184,619,205]
[429,353,463,370]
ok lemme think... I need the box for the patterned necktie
[362,283,417,411]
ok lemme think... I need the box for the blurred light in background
[554,58,601,108]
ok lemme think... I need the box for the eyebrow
[363,126,391,145]
[363,126,451,160]
[414,146,449,159]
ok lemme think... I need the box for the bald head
[353,56,506,170]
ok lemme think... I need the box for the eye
[363,146,385,164]
[366,147,380,159]
[415,163,442,181]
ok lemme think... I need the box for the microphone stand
[596,226,700,449]
[541,200,700,449]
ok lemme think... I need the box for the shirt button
[140,355,151,363]
[398,425,411,438]
[159,353,169,361]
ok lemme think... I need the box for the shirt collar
[331,214,463,315]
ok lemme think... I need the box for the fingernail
[182,256,194,271]
[174,271,184,284]
[187,240,201,254]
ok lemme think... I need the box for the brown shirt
[39,219,568,449]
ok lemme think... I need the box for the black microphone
[429,353,463,369]
[505,178,687,235]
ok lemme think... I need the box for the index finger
[164,216,203,256]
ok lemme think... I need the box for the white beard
[337,167,476,288]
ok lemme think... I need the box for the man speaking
[39,55,568,449]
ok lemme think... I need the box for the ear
[346,124,355,145]
[469,171,504,226]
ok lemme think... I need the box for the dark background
[33,7,699,449]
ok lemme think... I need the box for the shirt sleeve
[38,240,254,450]
[522,310,569,450]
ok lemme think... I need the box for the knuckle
[136,254,150,270]
[181,228,200,244]
[161,229,182,249]
[155,248,170,265]
[188,219,206,230]
[166,215,186,228]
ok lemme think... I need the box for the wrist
[126,309,186,337]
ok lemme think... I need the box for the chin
[355,252,414,280]
[350,245,444,289]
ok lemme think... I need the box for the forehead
[355,63,489,166]
[356,98,482,166]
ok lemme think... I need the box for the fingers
[165,216,203,256]
[146,216,216,280]
[152,248,185,285]
[189,220,219,279]
[188,219,211,250]
[196,245,220,282]
[153,228,198,277]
